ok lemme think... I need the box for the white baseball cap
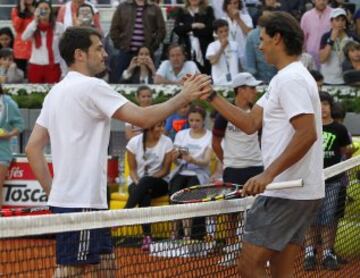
[231,72,262,88]
[330,8,347,20]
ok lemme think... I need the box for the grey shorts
[243,196,321,251]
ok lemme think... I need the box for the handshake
[180,74,214,102]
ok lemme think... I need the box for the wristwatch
[206,90,217,102]
[327,38,335,46]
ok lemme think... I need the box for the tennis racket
[170,179,303,204]
[0,206,50,217]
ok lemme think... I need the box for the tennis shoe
[322,253,340,270]
[141,236,152,251]
[303,255,316,271]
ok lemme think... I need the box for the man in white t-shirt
[155,44,200,85]
[206,19,239,86]
[205,12,324,277]
[25,27,211,277]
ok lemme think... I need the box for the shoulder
[161,135,173,145]
[128,133,142,146]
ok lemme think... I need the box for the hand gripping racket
[170,179,303,204]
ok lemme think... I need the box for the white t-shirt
[156,60,200,82]
[206,40,239,86]
[223,119,262,169]
[36,71,128,209]
[174,129,212,176]
[256,61,324,200]
[223,11,253,66]
[126,134,173,182]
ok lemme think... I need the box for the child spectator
[0,48,25,83]
[206,19,239,86]
[342,40,360,71]
[164,102,190,141]
[0,27,14,50]
[173,0,215,74]
[154,44,200,84]
[125,85,153,140]
[304,91,352,271]
[11,0,35,76]
[22,0,65,83]
[0,84,25,211]
[169,105,212,240]
[121,46,156,84]
[125,121,173,250]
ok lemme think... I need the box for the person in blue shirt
[0,84,24,210]
[164,102,190,141]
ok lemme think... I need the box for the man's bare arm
[209,94,263,134]
[243,114,318,195]
[25,124,52,196]
[114,75,211,128]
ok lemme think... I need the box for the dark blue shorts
[50,207,113,265]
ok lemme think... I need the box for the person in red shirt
[11,0,35,76]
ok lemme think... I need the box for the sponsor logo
[7,166,25,179]
[3,184,47,204]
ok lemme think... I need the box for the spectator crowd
[0,0,359,86]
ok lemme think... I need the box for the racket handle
[266,179,303,190]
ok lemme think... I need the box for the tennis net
[0,156,360,277]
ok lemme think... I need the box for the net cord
[1,156,359,239]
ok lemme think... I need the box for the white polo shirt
[156,60,200,82]
[257,62,324,200]
[36,71,128,208]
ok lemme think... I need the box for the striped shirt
[130,6,145,52]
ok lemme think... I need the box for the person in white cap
[212,72,263,266]
[319,7,355,84]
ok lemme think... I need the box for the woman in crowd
[0,84,24,212]
[173,0,215,74]
[125,121,173,250]
[124,85,153,140]
[222,0,253,68]
[22,0,65,83]
[170,105,212,240]
[0,28,15,50]
[121,46,156,84]
[11,0,35,76]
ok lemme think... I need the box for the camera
[174,145,189,157]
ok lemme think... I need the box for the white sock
[323,248,334,258]
[305,246,314,257]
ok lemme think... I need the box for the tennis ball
[0,128,6,135]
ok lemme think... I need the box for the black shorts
[223,166,264,185]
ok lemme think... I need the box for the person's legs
[238,242,275,278]
[270,244,301,278]
[27,64,44,83]
[169,174,188,239]
[44,64,61,83]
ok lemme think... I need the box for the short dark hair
[261,12,304,56]
[59,26,102,66]
[188,105,206,120]
[0,48,13,59]
[223,0,243,12]
[319,91,334,108]
[136,85,152,96]
[331,101,346,120]
[167,43,187,58]
[213,19,228,32]
[343,41,360,60]
[0,27,14,49]
[309,70,324,82]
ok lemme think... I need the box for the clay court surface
[1,238,359,277]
